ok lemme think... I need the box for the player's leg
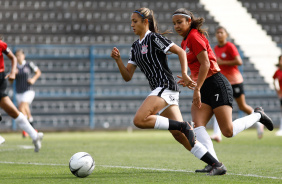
[276,100,282,136]
[161,104,224,173]
[214,105,273,138]
[235,93,264,139]
[0,96,43,152]
[192,103,222,173]
[210,115,222,143]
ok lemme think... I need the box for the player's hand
[5,71,16,84]
[193,89,202,108]
[28,78,35,85]
[177,74,196,89]
[111,47,121,61]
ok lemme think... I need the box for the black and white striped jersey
[15,60,38,93]
[128,30,179,91]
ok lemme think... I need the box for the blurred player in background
[15,49,41,138]
[210,26,264,142]
[111,7,227,176]
[172,8,273,174]
[273,55,282,136]
[0,35,43,152]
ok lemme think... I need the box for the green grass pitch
[0,129,281,184]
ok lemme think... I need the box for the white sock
[194,126,218,160]
[15,112,37,140]
[190,141,208,160]
[212,116,222,138]
[154,116,169,130]
[232,113,261,137]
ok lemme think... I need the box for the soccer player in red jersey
[210,26,264,142]
[172,8,273,175]
[273,55,282,136]
[111,7,229,176]
[0,35,43,152]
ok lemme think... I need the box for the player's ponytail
[0,34,3,40]
[173,8,208,37]
[134,7,171,35]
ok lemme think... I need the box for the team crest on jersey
[141,45,148,54]
[185,46,190,53]
[221,53,226,58]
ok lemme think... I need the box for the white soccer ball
[69,152,95,178]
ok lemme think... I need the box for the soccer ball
[69,152,95,178]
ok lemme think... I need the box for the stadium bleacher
[0,0,280,131]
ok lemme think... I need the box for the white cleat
[0,135,5,145]
[275,130,282,136]
[33,132,43,152]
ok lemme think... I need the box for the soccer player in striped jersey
[111,7,227,176]
[0,35,43,152]
[273,55,282,136]
[210,26,264,142]
[15,49,41,138]
[172,8,273,175]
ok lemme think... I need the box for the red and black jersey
[0,40,11,72]
[181,29,220,81]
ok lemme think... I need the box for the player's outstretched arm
[111,47,136,82]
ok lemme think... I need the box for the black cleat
[195,165,213,173]
[254,107,274,131]
[207,164,227,176]
[181,121,196,147]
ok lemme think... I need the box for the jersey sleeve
[152,33,175,53]
[0,41,10,55]
[273,70,278,79]
[29,61,39,72]
[128,46,136,65]
[228,43,240,58]
[189,33,207,56]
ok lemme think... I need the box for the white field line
[0,161,281,180]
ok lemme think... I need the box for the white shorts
[16,90,35,104]
[148,87,179,114]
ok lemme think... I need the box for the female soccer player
[172,8,273,173]
[210,26,264,142]
[273,55,282,136]
[15,49,41,138]
[0,36,43,152]
[111,7,226,176]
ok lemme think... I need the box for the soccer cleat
[195,165,213,173]
[22,131,28,138]
[254,107,274,131]
[210,134,222,143]
[207,163,227,176]
[181,121,196,147]
[276,130,282,136]
[0,135,5,145]
[33,132,43,152]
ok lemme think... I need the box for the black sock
[200,152,221,167]
[168,119,186,131]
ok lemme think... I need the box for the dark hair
[134,7,171,35]
[216,26,229,36]
[173,8,208,37]
[275,55,282,67]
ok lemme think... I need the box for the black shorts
[200,72,233,109]
[0,72,8,99]
[232,83,245,98]
[280,99,282,107]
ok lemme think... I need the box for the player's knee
[222,130,233,138]
[133,116,145,129]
